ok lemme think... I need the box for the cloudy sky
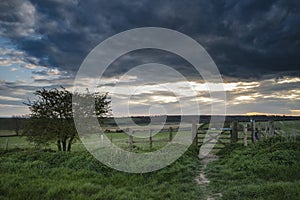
[0,0,300,117]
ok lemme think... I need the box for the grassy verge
[0,146,202,200]
[206,136,300,200]
[0,136,87,151]
[0,130,183,152]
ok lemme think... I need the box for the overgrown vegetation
[1,120,300,199]
[23,87,110,152]
[0,146,202,200]
[206,136,300,200]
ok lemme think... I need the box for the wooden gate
[196,122,233,149]
[195,120,279,149]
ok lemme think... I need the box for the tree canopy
[23,87,110,151]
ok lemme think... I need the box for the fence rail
[103,120,293,151]
[1,119,298,151]
[106,126,181,150]
[197,120,285,149]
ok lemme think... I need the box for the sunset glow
[0,1,299,117]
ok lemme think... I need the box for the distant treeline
[118,115,300,124]
[0,118,28,131]
[1,115,299,132]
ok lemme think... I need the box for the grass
[104,129,192,152]
[0,136,29,149]
[206,136,300,200]
[0,146,202,200]
[0,130,16,136]
[0,129,187,152]
[0,136,87,151]
[1,120,300,199]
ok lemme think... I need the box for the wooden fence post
[251,119,256,143]
[129,128,133,151]
[169,127,173,142]
[269,120,275,136]
[231,121,238,143]
[243,124,248,147]
[149,129,153,150]
[265,123,269,138]
[256,123,261,140]
[192,122,198,146]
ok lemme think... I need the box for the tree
[23,87,110,151]
[12,115,22,136]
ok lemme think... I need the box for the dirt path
[195,153,222,200]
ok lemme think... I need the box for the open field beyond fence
[0,119,300,199]
[1,120,300,151]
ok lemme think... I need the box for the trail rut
[195,153,222,200]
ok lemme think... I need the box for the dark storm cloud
[1,0,300,79]
[103,49,197,78]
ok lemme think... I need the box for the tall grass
[206,136,300,200]
[0,146,202,200]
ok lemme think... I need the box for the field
[0,136,86,151]
[0,127,204,200]
[206,136,300,200]
[1,120,300,199]
[0,146,203,200]
[0,126,189,152]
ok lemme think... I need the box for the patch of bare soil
[195,153,222,200]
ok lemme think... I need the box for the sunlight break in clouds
[290,110,300,116]
[0,0,300,117]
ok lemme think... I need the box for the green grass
[104,130,189,152]
[1,120,300,199]
[0,136,87,151]
[0,136,29,149]
[0,130,185,152]
[0,146,202,200]
[0,130,16,136]
[206,136,300,200]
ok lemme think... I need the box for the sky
[0,0,300,117]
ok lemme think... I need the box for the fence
[127,127,175,150]
[103,120,286,151]
[1,119,298,151]
[0,137,30,150]
[197,120,283,149]
[105,126,187,150]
